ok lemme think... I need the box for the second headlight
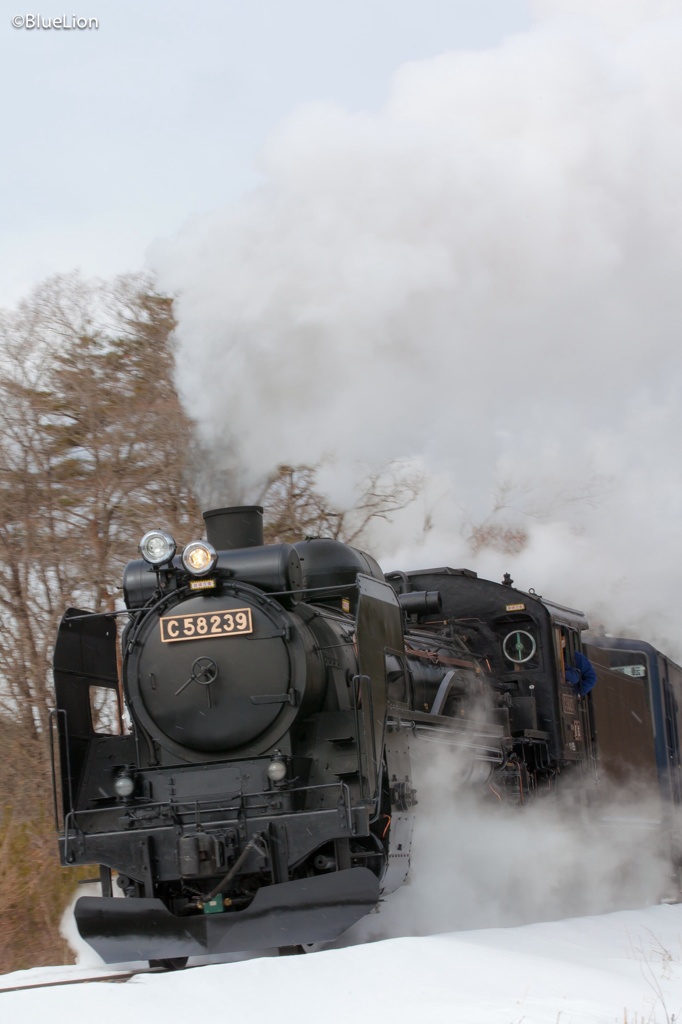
[182,540,218,576]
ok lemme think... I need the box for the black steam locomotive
[52,506,682,965]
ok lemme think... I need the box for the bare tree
[465,475,608,557]
[0,276,428,970]
[0,271,202,748]
[258,461,423,546]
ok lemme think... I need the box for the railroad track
[0,966,170,994]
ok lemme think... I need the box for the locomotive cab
[387,568,593,795]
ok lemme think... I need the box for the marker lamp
[267,757,288,783]
[114,772,135,798]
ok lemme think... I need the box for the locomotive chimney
[202,505,264,550]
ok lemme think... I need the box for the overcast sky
[0,0,531,306]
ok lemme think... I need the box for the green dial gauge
[502,629,536,664]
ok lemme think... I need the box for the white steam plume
[338,743,671,946]
[153,6,682,655]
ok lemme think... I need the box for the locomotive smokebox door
[355,574,405,803]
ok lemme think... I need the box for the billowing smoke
[153,2,682,655]
[336,742,671,946]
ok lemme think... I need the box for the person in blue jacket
[562,636,597,696]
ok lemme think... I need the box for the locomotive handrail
[61,609,132,620]
[123,586,192,649]
[362,673,381,813]
[351,675,366,803]
[412,735,506,763]
[51,665,120,684]
[61,810,79,862]
[49,709,62,832]
[61,779,359,841]
[265,582,358,598]
[352,673,391,821]
[391,712,506,763]
[49,708,74,833]
[414,733,506,760]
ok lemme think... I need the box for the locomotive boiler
[53,506,503,965]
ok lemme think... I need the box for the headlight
[139,529,176,567]
[114,771,135,798]
[182,540,218,576]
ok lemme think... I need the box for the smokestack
[202,506,264,551]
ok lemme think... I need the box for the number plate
[160,608,253,643]
[561,693,577,716]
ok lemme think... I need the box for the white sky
[0,0,531,306]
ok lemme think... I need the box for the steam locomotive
[52,506,682,965]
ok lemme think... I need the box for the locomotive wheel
[278,943,325,955]
[149,956,189,970]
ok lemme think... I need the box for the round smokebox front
[128,588,304,757]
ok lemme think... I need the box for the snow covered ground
[3,903,682,1024]
[5,761,678,1021]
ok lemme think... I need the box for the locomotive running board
[74,867,380,963]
